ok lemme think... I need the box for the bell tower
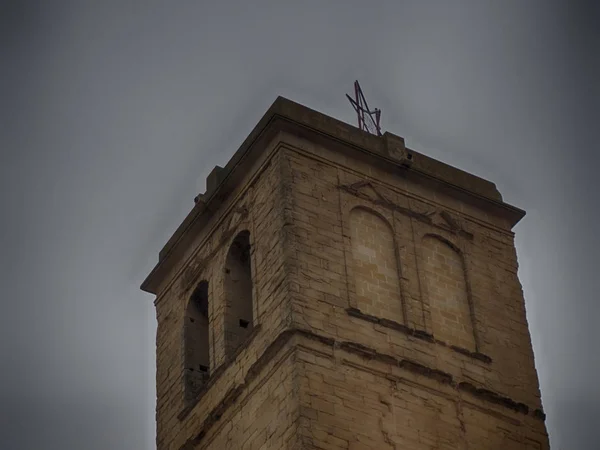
[141,97,549,449]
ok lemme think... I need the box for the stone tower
[141,97,549,449]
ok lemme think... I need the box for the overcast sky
[1,1,598,449]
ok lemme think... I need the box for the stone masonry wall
[151,127,548,449]
[280,132,549,448]
[349,207,404,323]
[295,333,548,449]
[421,234,476,352]
[153,141,298,449]
[194,340,300,450]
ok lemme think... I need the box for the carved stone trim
[346,307,491,363]
[338,182,474,240]
[180,206,250,295]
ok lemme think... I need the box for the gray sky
[1,1,598,449]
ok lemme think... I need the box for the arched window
[183,280,210,402]
[224,230,254,357]
[422,235,476,351]
[350,207,404,322]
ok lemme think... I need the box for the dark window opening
[183,280,210,402]
[224,230,254,357]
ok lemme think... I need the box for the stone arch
[183,280,210,402]
[421,234,476,351]
[224,230,254,357]
[349,206,404,322]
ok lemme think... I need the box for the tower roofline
[141,96,525,295]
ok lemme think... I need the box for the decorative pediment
[180,201,251,293]
[214,204,249,251]
[432,210,473,239]
[224,205,249,233]
[408,199,473,239]
[340,180,391,205]
[431,210,460,232]
[340,184,473,239]
[409,199,437,219]
[181,239,213,293]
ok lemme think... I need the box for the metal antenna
[346,80,382,136]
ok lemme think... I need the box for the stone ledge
[345,307,493,364]
[304,328,539,420]
[178,324,262,421]
[533,408,547,421]
[180,326,544,448]
[180,327,296,449]
[458,381,529,415]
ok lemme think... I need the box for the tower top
[141,96,524,295]
[143,94,546,450]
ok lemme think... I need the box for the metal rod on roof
[346,80,382,136]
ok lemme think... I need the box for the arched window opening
[349,207,404,322]
[422,235,476,351]
[224,230,254,357]
[184,280,210,402]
